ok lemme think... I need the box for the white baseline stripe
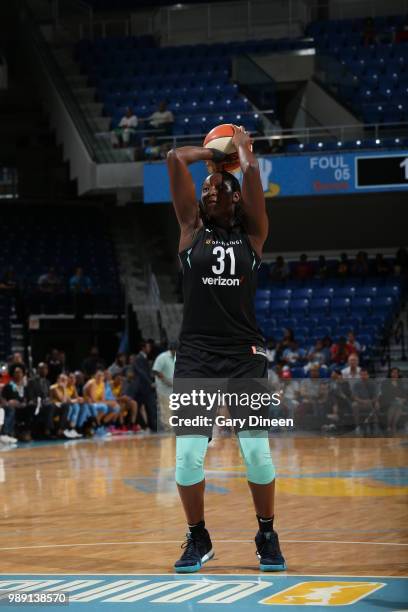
[0,539,407,552]
[1,573,407,579]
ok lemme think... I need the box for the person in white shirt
[341,354,361,390]
[111,107,138,147]
[152,342,177,432]
[147,101,174,135]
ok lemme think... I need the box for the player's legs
[238,430,286,571]
[174,435,214,573]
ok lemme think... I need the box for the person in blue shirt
[69,267,92,294]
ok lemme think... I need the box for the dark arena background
[0,0,407,610]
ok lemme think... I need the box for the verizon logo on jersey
[202,276,241,286]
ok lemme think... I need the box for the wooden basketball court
[0,435,407,610]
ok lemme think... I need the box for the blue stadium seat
[270,289,292,299]
[372,297,395,310]
[331,297,351,313]
[334,286,357,298]
[292,288,314,299]
[309,298,330,314]
[270,300,290,315]
[313,287,335,299]
[256,289,271,300]
[290,299,310,315]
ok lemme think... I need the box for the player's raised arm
[166,146,224,231]
[232,126,268,252]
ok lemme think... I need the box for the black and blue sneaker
[255,530,287,571]
[174,530,214,573]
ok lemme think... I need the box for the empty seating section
[307,16,408,125]
[76,36,313,135]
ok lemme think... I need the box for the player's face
[201,173,239,224]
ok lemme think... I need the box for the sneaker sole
[174,549,214,574]
[259,561,287,572]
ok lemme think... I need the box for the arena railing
[94,118,408,157]
[73,0,408,43]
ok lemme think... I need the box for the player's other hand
[232,125,253,150]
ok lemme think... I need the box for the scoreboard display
[144,150,408,203]
[356,154,408,189]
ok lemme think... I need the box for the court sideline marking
[0,539,407,551]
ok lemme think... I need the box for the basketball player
[166,125,286,573]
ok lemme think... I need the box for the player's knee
[175,437,208,486]
[239,437,275,484]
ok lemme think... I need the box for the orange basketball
[203,123,240,172]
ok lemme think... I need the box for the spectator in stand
[330,336,351,366]
[144,136,161,160]
[110,372,140,432]
[362,17,377,46]
[46,348,64,384]
[305,339,330,371]
[111,107,138,148]
[69,267,92,294]
[375,254,390,277]
[7,352,28,384]
[1,364,31,442]
[0,364,10,387]
[315,255,329,280]
[26,362,54,439]
[341,353,362,389]
[275,328,295,363]
[38,267,62,293]
[82,347,105,378]
[380,368,408,436]
[294,254,313,280]
[74,370,85,397]
[122,368,148,430]
[65,372,85,437]
[108,353,127,377]
[337,253,350,278]
[352,251,369,278]
[49,374,76,438]
[346,331,361,355]
[146,100,174,135]
[103,370,124,433]
[152,341,177,432]
[265,338,277,366]
[270,256,289,281]
[351,368,380,435]
[324,370,352,432]
[159,142,172,159]
[299,365,329,424]
[133,341,157,431]
[281,341,306,367]
[83,369,119,433]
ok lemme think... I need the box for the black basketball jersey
[178,223,264,355]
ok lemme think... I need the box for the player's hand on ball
[232,125,253,150]
[205,160,217,173]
